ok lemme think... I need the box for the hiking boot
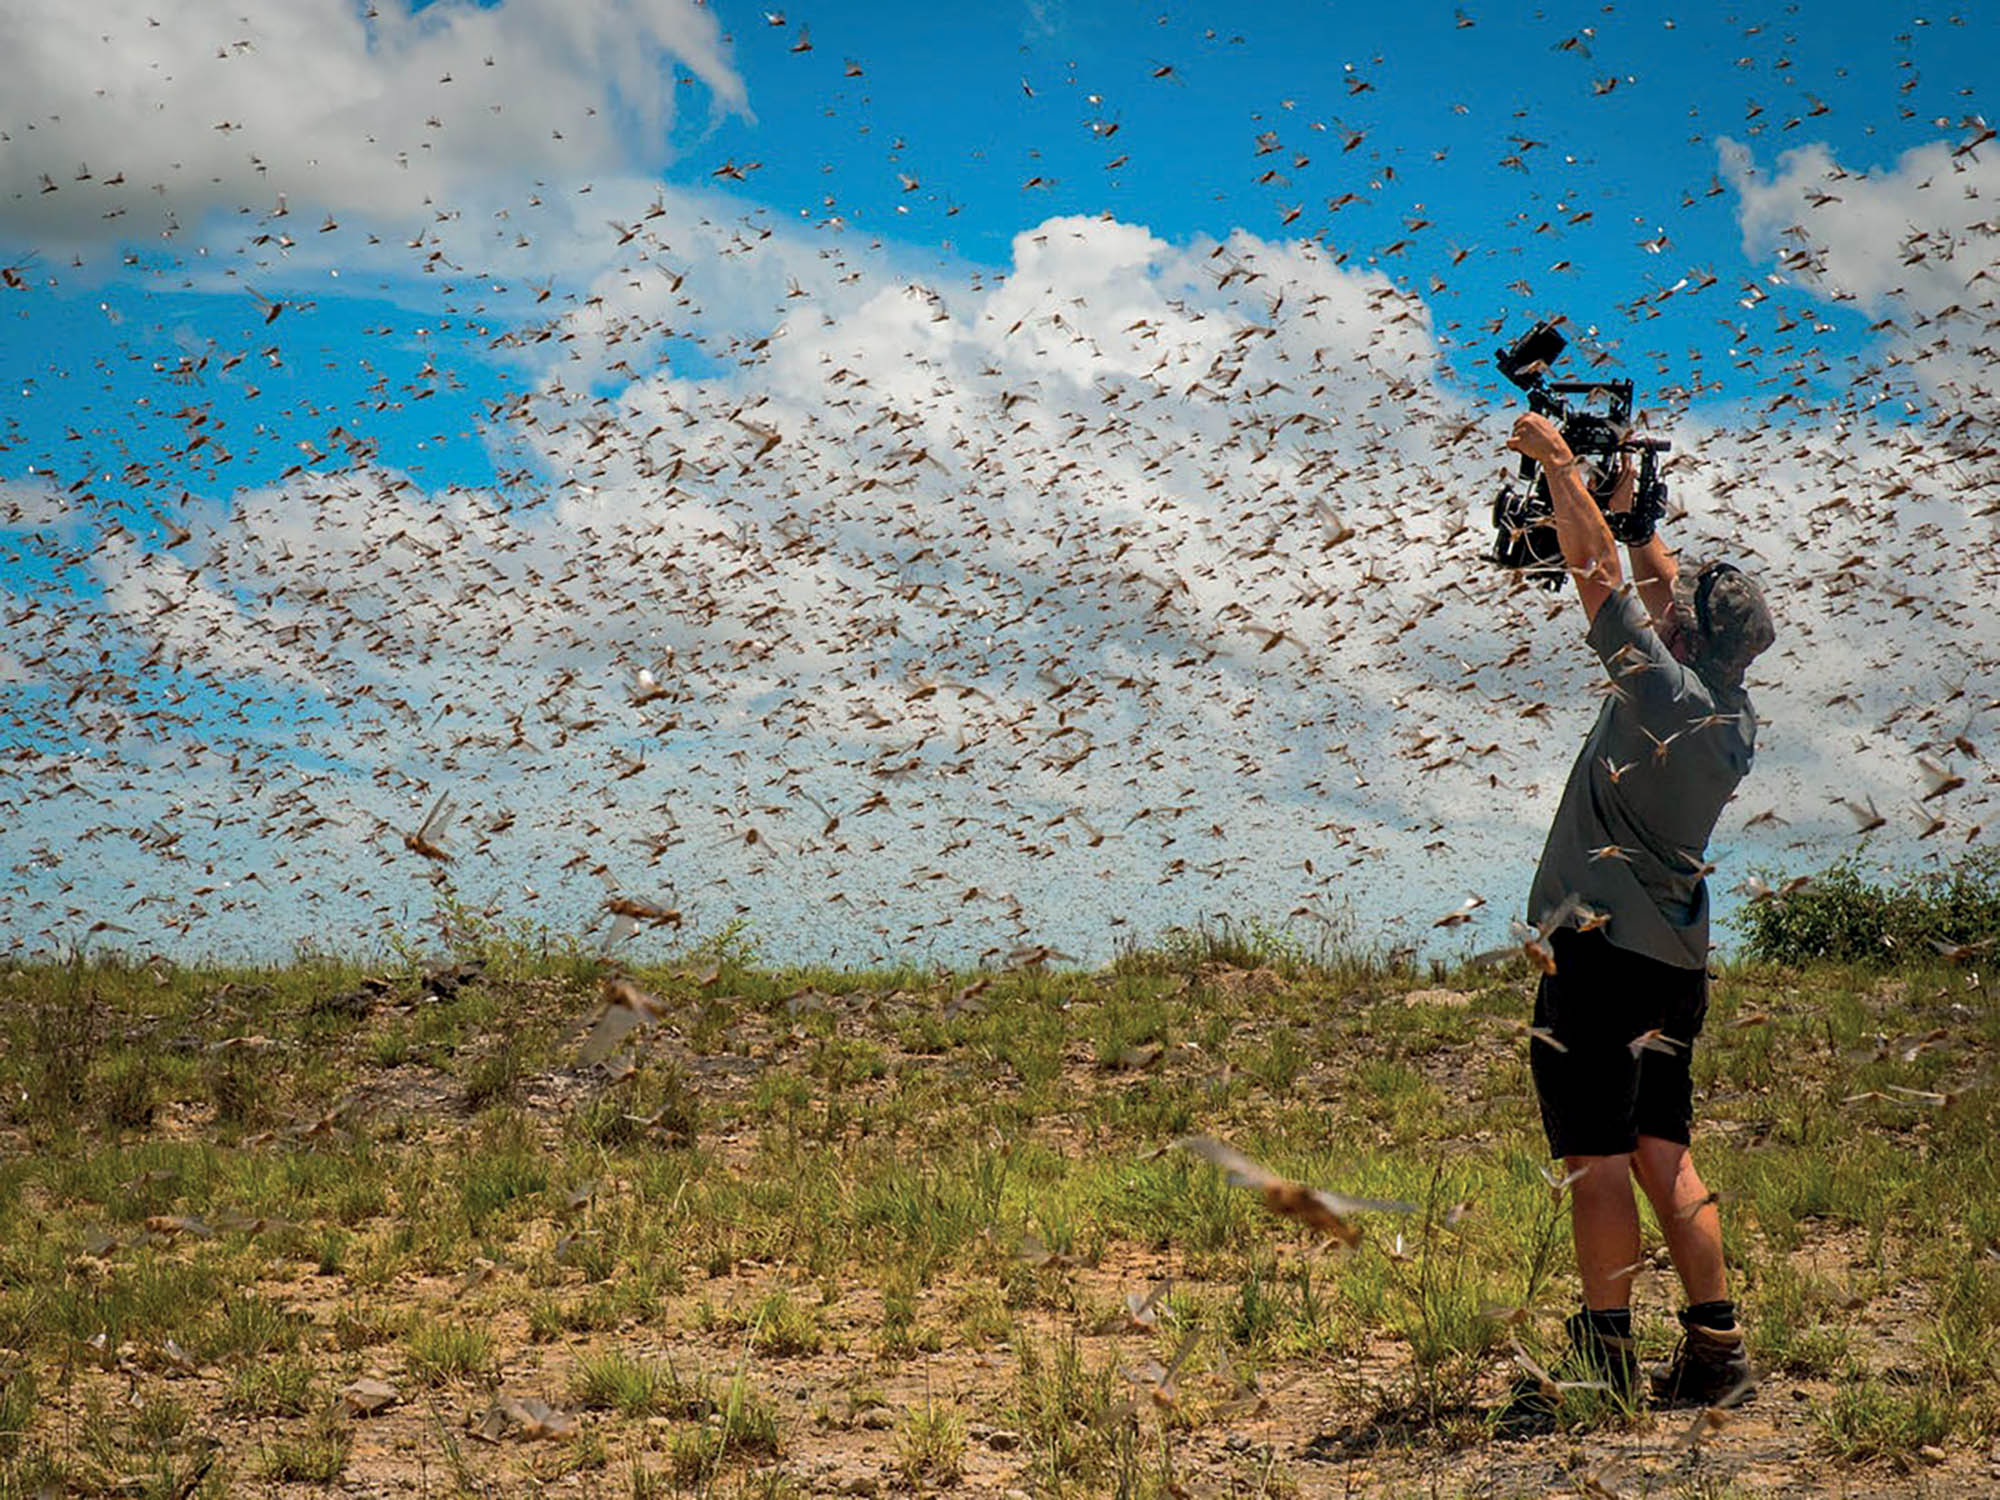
[1493,1313,1637,1438]
[1650,1310,1757,1409]
[1565,1309,1638,1398]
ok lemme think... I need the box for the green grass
[898,1396,967,1488]
[405,1317,497,1386]
[748,1286,826,1356]
[0,1367,35,1461]
[667,1375,784,1485]
[225,1353,319,1416]
[571,1350,678,1416]
[1814,1370,1957,1465]
[1010,1331,1123,1494]
[2,896,1998,1494]
[256,1410,352,1483]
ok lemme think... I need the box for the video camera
[1489,320,1669,588]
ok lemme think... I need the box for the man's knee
[1564,1153,1632,1201]
[1632,1133,1690,1196]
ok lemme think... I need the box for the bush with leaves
[1731,847,2000,965]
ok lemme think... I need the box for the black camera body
[1490,321,1669,588]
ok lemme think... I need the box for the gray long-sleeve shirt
[1529,587,1758,969]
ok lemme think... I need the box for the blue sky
[2,0,1994,966]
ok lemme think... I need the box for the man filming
[1499,409,1775,1431]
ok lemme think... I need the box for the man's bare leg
[1632,1135,1727,1306]
[1564,1153,1641,1309]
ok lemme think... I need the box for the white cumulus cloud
[0,0,745,253]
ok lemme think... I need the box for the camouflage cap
[1674,562,1775,685]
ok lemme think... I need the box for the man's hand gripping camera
[1489,320,1670,587]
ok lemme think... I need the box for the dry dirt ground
[15,959,2000,1499]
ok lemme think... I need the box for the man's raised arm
[1599,449,1679,629]
[1506,412,1621,623]
[1626,533,1680,633]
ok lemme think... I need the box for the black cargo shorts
[1529,926,1709,1159]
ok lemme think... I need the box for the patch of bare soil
[115,1234,1996,1500]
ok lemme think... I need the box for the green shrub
[1732,849,2000,966]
